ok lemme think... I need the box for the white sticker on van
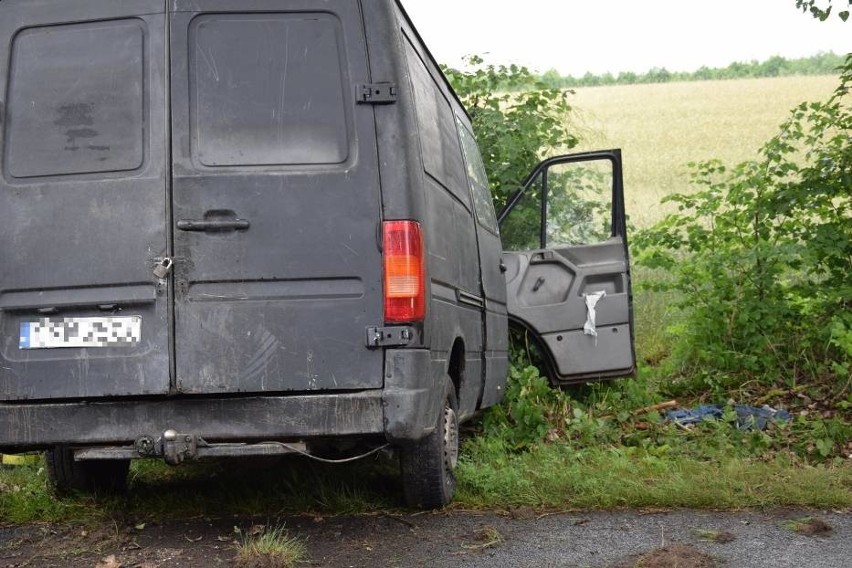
[19,316,141,349]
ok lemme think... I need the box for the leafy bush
[443,56,577,212]
[633,55,852,388]
[481,363,568,449]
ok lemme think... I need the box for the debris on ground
[691,528,736,543]
[618,544,719,567]
[461,525,504,550]
[782,516,833,536]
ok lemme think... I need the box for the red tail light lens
[383,220,426,323]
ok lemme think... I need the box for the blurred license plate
[19,316,142,349]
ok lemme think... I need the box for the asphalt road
[1,508,848,567]
[300,508,849,567]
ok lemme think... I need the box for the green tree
[540,68,564,89]
[796,0,850,21]
[758,55,788,77]
[443,56,577,211]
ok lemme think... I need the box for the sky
[400,0,851,76]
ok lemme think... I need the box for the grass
[781,516,834,536]
[461,525,504,550]
[690,529,735,544]
[0,455,398,524]
[1,420,849,524]
[234,523,307,568]
[455,442,852,510]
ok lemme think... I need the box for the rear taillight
[383,220,426,323]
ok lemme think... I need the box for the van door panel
[503,241,633,378]
[169,2,384,393]
[500,151,636,384]
[0,0,170,400]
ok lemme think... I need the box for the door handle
[176,219,250,232]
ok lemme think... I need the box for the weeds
[454,356,851,510]
[461,525,504,550]
[691,529,736,544]
[234,523,307,568]
[781,516,833,536]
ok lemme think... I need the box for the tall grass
[456,441,852,510]
[570,75,840,228]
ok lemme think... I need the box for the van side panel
[0,0,171,400]
[396,17,484,420]
[455,120,510,409]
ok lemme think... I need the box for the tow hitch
[73,431,307,463]
[161,430,197,465]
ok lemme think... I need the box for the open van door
[498,150,635,385]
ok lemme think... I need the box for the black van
[0,0,635,508]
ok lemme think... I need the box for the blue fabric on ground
[666,404,791,430]
[733,404,791,430]
[665,405,723,425]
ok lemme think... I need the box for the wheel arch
[508,316,559,384]
[447,337,465,399]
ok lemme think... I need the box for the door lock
[153,257,174,279]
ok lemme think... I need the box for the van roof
[394,0,471,122]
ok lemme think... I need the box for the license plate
[19,316,142,349]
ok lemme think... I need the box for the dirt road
[1,508,848,567]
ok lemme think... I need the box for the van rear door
[168,1,385,393]
[499,150,636,385]
[0,0,171,400]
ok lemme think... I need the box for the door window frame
[497,150,627,250]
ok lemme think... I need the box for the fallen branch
[633,400,678,415]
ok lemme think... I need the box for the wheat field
[567,75,841,228]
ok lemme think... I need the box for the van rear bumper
[0,392,385,451]
[0,350,440,452]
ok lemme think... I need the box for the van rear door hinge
[366,326,415,348]
[357,83,398,104]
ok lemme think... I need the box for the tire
[400,377,459,509]
[45,446,129,495]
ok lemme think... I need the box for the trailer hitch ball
[162,429,198,465]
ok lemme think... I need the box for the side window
[190,14,349,167]
[456,119,498,234]
[403,39,469,205]
[5,20,146,178]
[501,158,614,250]
[544,161,612,246]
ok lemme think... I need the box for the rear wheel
[45,446,129,495]
[400,378,459,509]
